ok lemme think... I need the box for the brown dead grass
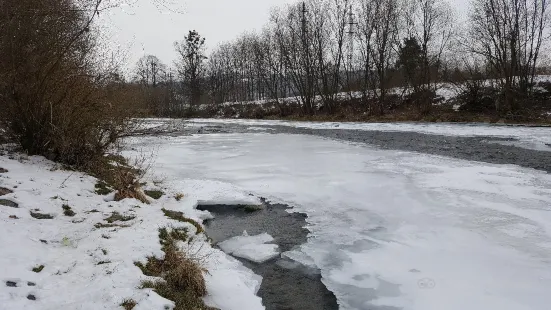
[161,209,204,234]
[136,227,211,310]
[112,167,149,204]
[90,154,150,204]
[174,193,185,201]
[120,298,137,310]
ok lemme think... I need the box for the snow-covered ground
[0,154,264,310]
[194,118,551,151]
[128,131,551,310]
[4,117,551,310]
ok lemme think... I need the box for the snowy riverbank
[0,152,264,310]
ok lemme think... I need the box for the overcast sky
[101,0,470,72]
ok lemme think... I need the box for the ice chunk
[218,232,280,263]
[232,244,280,263]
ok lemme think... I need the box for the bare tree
[277,2,319,115]
[135,55,166,87]
[174,30,207,110]
[356,0,380,107]
[403,0,455,113]
[469,0,550,113]
[371,0,400,115]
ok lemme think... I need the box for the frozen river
[130,120,551,310]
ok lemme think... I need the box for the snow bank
[218,232,280,263]
[0,154,264,310]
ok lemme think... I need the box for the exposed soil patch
[0,199,18,208]
[0,187,13,196]
[30,211,54,219]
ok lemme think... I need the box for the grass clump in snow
[94,212,134,229]
[32,265,45,273]
[30,211,53,219]
[174,193,185,201]
[105,211,135,223]
[91,155,150,204]
[0,187,13,196]
[94,222,129,229]
[144,189,164,200]
[120,299,137,310]
[158,227,189,244]
[136,229,210,310]
[161,209,204,234]
[62,204,76,217]
[0,199,18,208]
[94,181,112,196]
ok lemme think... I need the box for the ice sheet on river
[128,133,551,310]
[193,118,551,152]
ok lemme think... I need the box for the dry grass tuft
[90,153,151,204]
[94,181,112,196]
[174,193,185,201]
[158,227,189,244]
[113,167,149,204]
[136,227,210,310]
[62,204,76,217]
[104,211,136,223]
[161,209,204,234]
[120,298,137,310]
[144,189,164,200]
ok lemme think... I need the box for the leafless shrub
[0,0,134,168]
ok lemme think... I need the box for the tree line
[138,0,551,120]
